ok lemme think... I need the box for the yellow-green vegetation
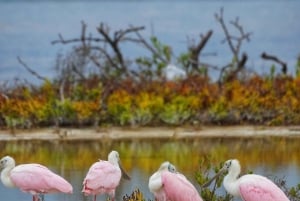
[1,75,300,130]
[122,189,145,201]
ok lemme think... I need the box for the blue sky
[0,1,299,84]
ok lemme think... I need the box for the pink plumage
[0,156,73,201]
[82,150,130,201]
[149,161,203,201]
[203,159,290,201]
[161,171,203,201]
[239,174,290,201]
[11,164,73,194]
[82,160,121,196]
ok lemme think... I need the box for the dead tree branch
[227,53,248,82]
[215,8,251,85]
[51,33,104,45]
[96,23,127,73]
[132,25,168,64]
[215,7,252,62]
[52,22,146,79]
[114,25,146,42]
[215,8,237,58]
[52,22,105,45]
[17,56,47,81]
[261,52,287,74]
[218,53,248,87]
[188,30,213,70]
[230,17,252,56]
[96,23,145,76]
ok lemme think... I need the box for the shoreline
[1,126,300,141]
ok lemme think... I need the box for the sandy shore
[1,126,300,141]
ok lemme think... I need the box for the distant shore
[1,126,300,141]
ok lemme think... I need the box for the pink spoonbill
[148,161,203,201]
[202,159,290,201]
[82,150,130,201]
[0,155,73,201]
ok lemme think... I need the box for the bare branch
[114,26,145,42]
[218,53,248,86]
[97,23,128,74]
[87,46,120,70]
[52,34,104,45]
[53,22,148,79]
[17,56,47,81]
[261,52,287,74]
[237,52,248,70]
[215,7,252,61]
[188,60,220,71]
[215,7,237,57]
[218,63,232,87]
[230,18,252,55]
[52,22,104,45]
[188,30,213,70]
[132,26,168,63]
[71,63,86,81]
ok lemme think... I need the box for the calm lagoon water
[0,137,299,201]
[0,1,300,84]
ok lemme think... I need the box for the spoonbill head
[203,159,290,201]
[0,155,73,201]
[82,150,130,201]
[149,161,203,201]
[0,156,16,188]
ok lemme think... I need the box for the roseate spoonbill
[149,161,203,201]
[0,156,73,201]
[202,159,290,201]
[82,150,130,201]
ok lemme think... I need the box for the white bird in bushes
[164,64,186,80]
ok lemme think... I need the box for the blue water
[0,1,300,84]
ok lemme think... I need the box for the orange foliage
[72,100,99,120]
[2,74,300,127]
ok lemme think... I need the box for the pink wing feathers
[239,174,289,201]
[82,160,121,195]
[161,171,203,201]
[10,164,73,194]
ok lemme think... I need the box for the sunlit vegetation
[1,75,300,131]
[122,189,145,201]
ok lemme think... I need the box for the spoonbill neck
[0,165,15,188]
[223,165,241,197]
[223,173,240,197]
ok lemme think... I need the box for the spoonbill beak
[119,162,131,180]
[202,166,227,188]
